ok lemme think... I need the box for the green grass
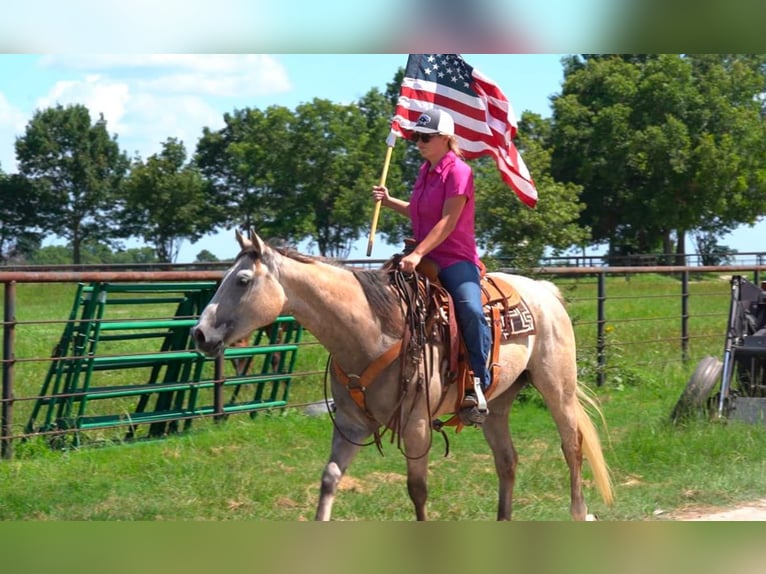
[2,273,765,521]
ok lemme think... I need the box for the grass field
[2,272,766,521]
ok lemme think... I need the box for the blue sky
[0,53,763,261]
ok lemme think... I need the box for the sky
[1,3,764,262]
[0,53,574,262]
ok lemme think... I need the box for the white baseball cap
[410,109,455,136]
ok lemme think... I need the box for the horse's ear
[248,229,267,256]
[235,229,250,250]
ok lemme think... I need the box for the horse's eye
[236,270,253,286]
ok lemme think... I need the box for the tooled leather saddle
[384,251,536,414]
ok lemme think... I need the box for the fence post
[681,270,690,362]
[2,281,16,460]
[214,353,224,422]
[597,272,606,387]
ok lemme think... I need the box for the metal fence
[2,263,765,460]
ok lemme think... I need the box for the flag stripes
[389,54,537,208]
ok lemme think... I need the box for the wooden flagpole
[366,144,394,256]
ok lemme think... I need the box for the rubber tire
[670,356,723,424]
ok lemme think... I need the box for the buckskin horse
[191,230,614,520]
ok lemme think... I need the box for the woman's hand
[399,252,422,274]
[371,185,390,205]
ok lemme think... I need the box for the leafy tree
[475,112,590,267]
[194,249,219,262]
[122,138,212,262]
[195,105,298,239]
[28,245,73,265]
[0,170,47,263]
[691,230,735,266]
[550,54,766,263]
[15,105,130,263]
[289,98,384,257]
[29,242,159,265]
[196,95,397,257]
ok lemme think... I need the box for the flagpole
[366,144,394,257]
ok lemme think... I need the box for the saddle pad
[503,298,535,336]
[481,275,536,337]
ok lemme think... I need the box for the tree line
[1,54,764,265]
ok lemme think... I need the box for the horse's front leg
[406,455,429,521]
[315,426,365,521]
[404,417,433,521]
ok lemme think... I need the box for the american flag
[389,54,537,208]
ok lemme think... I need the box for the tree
[0,170,47,263]
[195,105,298,239]
[194,249,219,262]
[475,112,590,267]
[550,54,766,263]
[15,105,130,263]
[288,98,383,257]
[196,94,398,257]
[28,242,159,264]
[122,138,213,262]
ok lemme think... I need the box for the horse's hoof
[586,513,598,521]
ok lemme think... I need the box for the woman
[372,108,491,419]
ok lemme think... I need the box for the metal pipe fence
[2,263,765,460]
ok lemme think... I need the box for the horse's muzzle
[191,324,224,357]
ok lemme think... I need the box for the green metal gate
[25,281,302,446]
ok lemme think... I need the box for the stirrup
[459,377,489,427]
[472,377,489,413]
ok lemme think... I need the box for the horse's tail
[575,385,615,506]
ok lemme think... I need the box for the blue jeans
[438,261,491,390]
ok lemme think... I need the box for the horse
[191,230,614,520]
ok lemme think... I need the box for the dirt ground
[662,498,766,521]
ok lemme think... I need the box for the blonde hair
[446,135,463,158]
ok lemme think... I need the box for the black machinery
[671,274,766,424]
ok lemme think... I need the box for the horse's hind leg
[315,427,364,521]
[482,384,520,521]
[558,409,588,521]
[534,379,588,520]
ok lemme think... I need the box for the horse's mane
[353,268,402,336]
[248,242,402,337]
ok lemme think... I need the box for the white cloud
[28,55,292,161]
[121,92,225,159]
[39,54,292,97]
[38,75,131,135]
[0,91,29,172]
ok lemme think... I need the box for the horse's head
[191,229,287,356]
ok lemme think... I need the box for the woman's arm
[372,185,410,217]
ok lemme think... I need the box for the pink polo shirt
[408,150,481,270]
